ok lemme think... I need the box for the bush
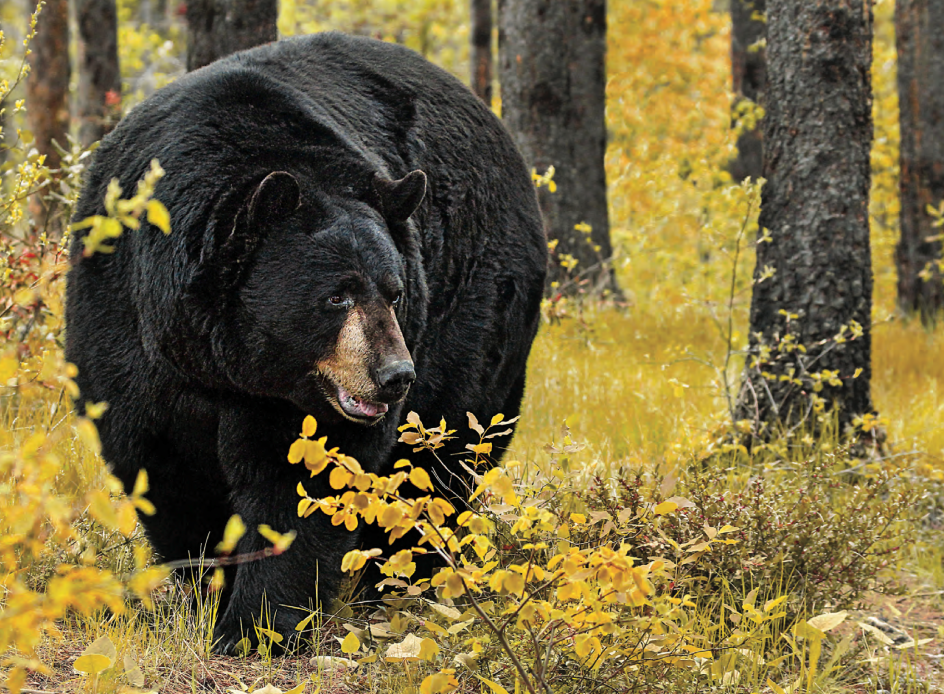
[582,443,920,620]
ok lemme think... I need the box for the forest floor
[7,303,944,694]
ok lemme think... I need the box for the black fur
[66,33,546,652]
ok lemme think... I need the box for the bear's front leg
[212,510,356,654]
[212,401,360,654]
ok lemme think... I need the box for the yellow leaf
[84,635,117,662]
[13,287,36,307]
[793,620,825,641]
[857,621,896,646]
[425,619,448,636]
[131,469,149,497]
[298,497,312,517]
[76,417,102,456]
[301,415,317,437]
[473,674,511,694]
[429,603,462,622]
[0,356,17,382]
[258,524,296,552]
[287,439,306,464]
[419,637,440,661]
[146,199,171,233]
[490,413,505,426]
[122,653,145,687]
[421,672,457,694]
[329,466,350,490]
[653,501,678,515]
[117,502,138,536]
[807,611,848,632]
[340,632,360,654]
[385,633,425,662]
[502,572,525,596]
[341,550,366,573]
[88,489,119,530]
[216,514,246,554]
[74,653,112,675]
[410,467,432,491]
[379,504,404,528]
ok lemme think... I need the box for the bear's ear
[247,171,301,228]
[372,170,427,223]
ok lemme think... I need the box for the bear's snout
[375,358,415,403]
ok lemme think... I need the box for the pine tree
[498,0,618,295]
[186,0,278,71]
[737,0,875,437]
[76,0,122,146]
[895,0,944,322]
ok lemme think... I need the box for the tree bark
[736,0,874,437]
[729,0,766,183]
[498,0,619,295]
[25,0,70,170]
[895,0,944,322]
[76,0,122,147]
[469,0,492,106]
[186,0,278,72]
[471,0,493,104]
[25,0,70,236]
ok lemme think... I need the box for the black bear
[66,32,546,652]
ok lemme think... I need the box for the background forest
[2,0,944,693]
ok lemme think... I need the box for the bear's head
[173,168,428,426]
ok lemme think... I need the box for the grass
[4,295,944,693]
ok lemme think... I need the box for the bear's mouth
[333,385,388,422]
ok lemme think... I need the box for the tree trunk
[498,0,619,295]
[895,0,944,323]
[729,0,766,183]
[736,0,874,438]
[186,0,278,72]
[25,0,70,235]
[76,0,122,147]
[471,0,493,104]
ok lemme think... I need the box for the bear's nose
[376,359,415,400]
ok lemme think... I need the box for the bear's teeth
[338,387,389,418]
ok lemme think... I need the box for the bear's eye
[328,295,349,308]
[392,291,402,306]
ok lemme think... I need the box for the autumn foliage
[0,1,941,693]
